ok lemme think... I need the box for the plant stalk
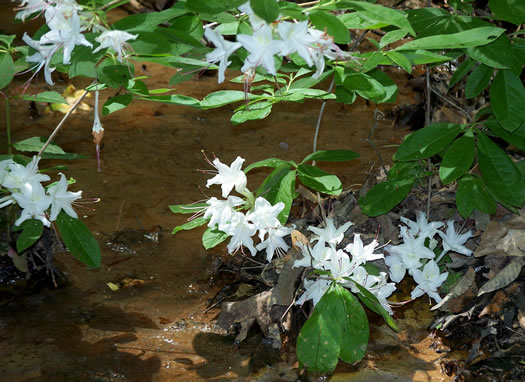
[5,96,11,155]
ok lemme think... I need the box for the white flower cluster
[0,156,81,227]
[205,2,347,83]
[293,218,396,315]
[202,156,292,262]
[16,0,137,85]
[385,211,473,303]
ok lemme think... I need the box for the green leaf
[172,217,208,235]
[344,1,415,36]
[485,117,525,152]
[215,21,240,35]
[349,279,399,332]
[449,57,475,88]
[40,152,88,160]
[477,133,525,207]
[489,0,525,25]
[466,35,512,69]
[465,64,492,99]
[140,94,200,107]
[359,178,414,216]
[68,35,105,78]
[201,90,249,109]
[490,70,525,132]
[22,91,68,105]
[244,158,291,173]
[231,102,272,125]
[343,72,386,103]
[0,53,15,89]
[290,69,333,90]
[380,30,408,49]
[439,134,475,184]
[402,49,454,65]
[250,0,279,23]
[301,150,359,163]
[255,164,296,224]
[368,69,398,103]
[13,136,65,154]
[309,11,350,44]
[297,164,342,196]
[395,123,463,161]
[102,94,133,116]
[186,0,247,14]
[56,212,101,268]
[202,227,229,250]
[113,7,188,31]
[386,51,412,74]
[15,219,43,253]
[335,86,357,104]
[396,27,505,51]
[169,202,207,214]
[456,175,496,218]
[97,60,133,88]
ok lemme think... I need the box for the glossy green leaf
[0,53,14,89]
[309,11,350,44]
[97,61,134,88]
[396,27,505,51]
[290,69,333,90]
[485,117,525,152]
[465,64,492,99]
[202,227,229,250]
[231,102,272,124]
[368,69,398,103]
[343,72,386,103]
[201,90,251,109]
[172,217,208,235]
[386,51,412,74]
[477,133,525,207]
[22,91,68,105]
[456,175,496,218]
[359,178,414,217]
[56,212,101,268]
[140,94,200,107]
[16,219,43,253]
[344,1,415,36]
[250,0,279,23]
[301,150,359,163]
[380,30,408,49]
[490,70,525,132]
[467,35,512,69]
[489,0,525,25]
[102,94,133,116]
[113,7,188,31]
[13,136,65,154]
[395,123,463,161]
[244,158,291,173]
[297,164,342,196]
[186,0,246,14]
[439,134,475,184]
[449,57,475,88]
[68,38,106,78]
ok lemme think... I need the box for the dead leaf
[291,230,308,249]
[475,219,525,258]
[479,290,510,317]
[432,267,477,313]
[107,282,120,291]
[477,257,525,296]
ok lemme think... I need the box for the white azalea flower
[344,233,383,266]
[256,225,292,262]
[437,220,473,259]
[326,249,355,281]
[277,21,318,66]
[307,28,345,78]
[411,260,448,303]
[400,211,444,239]
[47,173,82,221]
[12,181,52,227]
[247,197,284,240]
[308,217,352,248]
[238,25,283,76]
[296,278,331,307]
[293,239,333,270]
[238,2,266,30]
[206,156,248,198]
[0,159,15,185]
[22,33,58,86]
[372,273,397,315]
[204,27,242,84]
[346,265,379,293]
[204,196,245,229]
[384,252,407,283]
[219,212,257,256]
[15,0,47,21]
[2,156,50,191]
[0,195,15,209]
[92,30,138,63]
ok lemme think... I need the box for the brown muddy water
[0,6,454,382]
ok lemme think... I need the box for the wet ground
[0,5,454,381]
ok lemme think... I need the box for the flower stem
[4,95,11,155]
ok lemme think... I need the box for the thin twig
[116,200,125,231]
[429,86,472,122]
[367,108,387,174]
[37,89,90,157]
[100,0,125,11]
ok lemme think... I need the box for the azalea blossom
[47,173,82,220]
[400,211,444,239]
[437,220,473,260]
[238,2,266,30]
[2,156,50,191]
[308,217,352,248]
[277,21,318,66]
[326,249,355,281]
[247,197,284,240]
[206,156,248,198]
[237,25,283,76]
[293,239,334,270]
[12,181,52,227]
[15,0,47,21]
[344,233,383,266]
[92,29,138,63]
[204,195,245,228]
[204,27,242,84]
[411,260,448,303]
[256,225,292,262]
[296,278,332,307]
[22,33,58,86]
[219,212,257,256]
